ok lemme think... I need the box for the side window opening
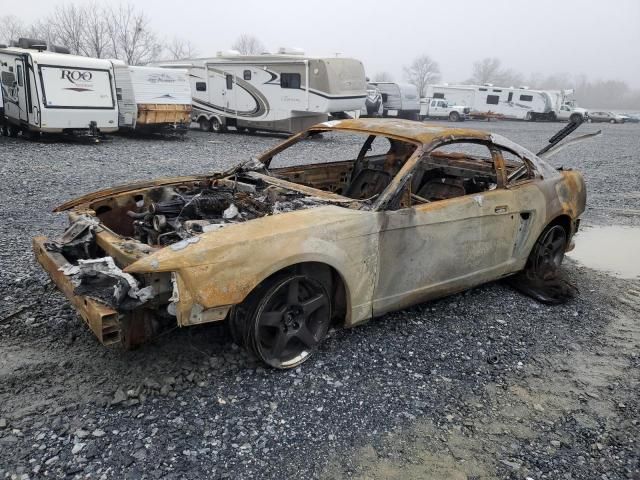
[502,149,535,185]
[195,81,206,92]
[391,141,498,210]
[519,94,533,102]
[486,94,500,105]
[226,74,233,90]
[243,70,251,81]
[280,73,301,89]
[433,92,445,99]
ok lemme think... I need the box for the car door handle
[494,205,508,214]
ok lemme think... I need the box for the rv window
[492,89,502,92]
[479,88,487,91]
[507,92,513,102]
[226,74,233,90]
[1,71,15,86]
[195,82,207,92]
[519,94,533,102]
[243,70,251,81]
[431,100,436,107]
[486,95,500,105]
[16,64,24,87]
[433,92,445,99]
[280,73,301,89]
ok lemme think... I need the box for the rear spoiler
[537,119,602,159]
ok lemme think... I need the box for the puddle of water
[568,225,640,279]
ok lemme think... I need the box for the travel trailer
[424,84,574,121]
[0,38,118,137]
[154,50,367,134]
[111,61,192,134]
[367,82,420,119]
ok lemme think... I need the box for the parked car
[588,111,626,123]
[419,98,470,121]
[619,113,640,123]
[34,119,586,368]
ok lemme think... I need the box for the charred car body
[34,119,589,368]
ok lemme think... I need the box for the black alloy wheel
[529,224,567,279]
[240,275,331,369]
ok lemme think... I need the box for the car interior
[270,132,533,208]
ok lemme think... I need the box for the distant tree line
[401,55,640,109]
[0,4,197,64]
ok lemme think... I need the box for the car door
[372,141,520,315]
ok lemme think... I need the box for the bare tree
[166,37,199,60]
[468,57,523,86]
[82,2,112,58]
[403,55,441,97]
[49,3,86,54]
[0,15,26,44]
[373,71,394,82]
[231,34,265,55]
[107,3,162,65]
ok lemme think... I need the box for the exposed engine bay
[93,175,329,247]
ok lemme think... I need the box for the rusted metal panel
[32,236,121,345]
[136,103,191,126]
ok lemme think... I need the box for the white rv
[424,84,574,121]
[154,50,367,134]
[0,38,118,137]
[367,82,420,119]
[111,61,192,134]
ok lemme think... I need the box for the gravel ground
[0,121,638,479]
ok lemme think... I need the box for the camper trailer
[424,84,574,121]
[111,61,192,134]
[0,38,118,137]
[367,82,420,119]
[154,50,367,134]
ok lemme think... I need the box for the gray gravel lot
[0,121,638,479]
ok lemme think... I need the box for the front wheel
[610,119,615,124]
[448,111,460,122]
[198,118,211,132]
[232,274,331,369]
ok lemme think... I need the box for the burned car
[34,119,588,368]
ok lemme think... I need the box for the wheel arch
[242,259,351,326]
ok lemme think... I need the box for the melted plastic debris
[60,257,154,310]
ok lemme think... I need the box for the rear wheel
[609,119,615,124]
[232,274,331,369]
[211,117,226,133]
[448,111,460,122]
[526,224,567,279]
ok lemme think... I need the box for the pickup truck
[557,103,589,123]
[419,98,469,122]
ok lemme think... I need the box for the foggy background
[2,0,639,108]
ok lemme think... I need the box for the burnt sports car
[34,119,588,368]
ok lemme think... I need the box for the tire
[198,118,211,132]
[526,224,568,280]
[232,274,331,369]
[211,117,226,133]
[448,111,460,122]
[247,128,257,135]
[610,119,615,124]
[569,113,582,124]
[6,124,19,138]
[236,126,248,134]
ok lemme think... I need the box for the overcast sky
[7,0,640,86]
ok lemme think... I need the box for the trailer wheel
[198,118,211,132]
[211,117,226,133]
[6,124,19,138]
[448,111,460,122]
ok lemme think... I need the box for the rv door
[15,58,28,122]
